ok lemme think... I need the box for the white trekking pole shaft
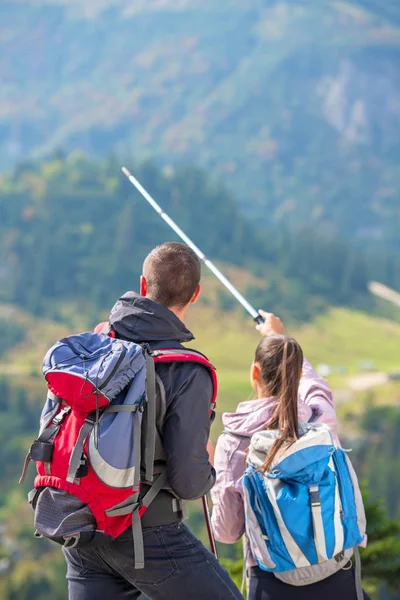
[121,167,264,325]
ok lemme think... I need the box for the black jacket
[109,292,216,501]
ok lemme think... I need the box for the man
[64,242,244,600]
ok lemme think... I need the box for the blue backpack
[243,422,366,593]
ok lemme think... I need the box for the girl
[210,310,370,600]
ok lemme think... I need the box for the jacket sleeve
[162,365,215,500]
[210,434,246,544]
[299,358,340,444]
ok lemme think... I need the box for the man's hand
[255,310,285,337]
[207,440,215,467]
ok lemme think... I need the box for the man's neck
[168,305,187,324]
[143,293,189,324]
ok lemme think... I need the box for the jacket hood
[109,291,194,344]
[222,397,313,437]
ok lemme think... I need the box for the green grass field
[186,305,400,435]
[2,297,400,438]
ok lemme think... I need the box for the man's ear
[140,275,147,297]
[189,284,201,305]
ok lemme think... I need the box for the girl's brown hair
[254,335,303,472]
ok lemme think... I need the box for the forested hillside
[2,0,400,244]
[1,154,400,322]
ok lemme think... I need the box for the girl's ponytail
[254,335,303,472]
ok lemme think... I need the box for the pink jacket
[210,359,340,565]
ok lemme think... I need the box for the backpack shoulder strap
[149,349,216,517]
[143,347,157,483]
[142,348,216,489]
[152,349,217,412]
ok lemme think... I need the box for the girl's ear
[250,362,261,390]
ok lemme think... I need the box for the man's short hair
[143,242,201,308]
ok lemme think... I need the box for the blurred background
[1,1,400,598]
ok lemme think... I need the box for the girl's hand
[207,440,215,466]
[255,310,285,337]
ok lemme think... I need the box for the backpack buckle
[63,533,81,549]
[309,485,321,507]
[52,406,71,425]
[76,455,89,479]
[335,551,345,563]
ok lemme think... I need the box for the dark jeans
[63,522,244,600]
[248,565,371,600]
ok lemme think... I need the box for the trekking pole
[202,495,218,558]
[121,167,264,325]
[369,281,400,308]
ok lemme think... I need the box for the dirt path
[333,372,389,406]
[347,372,388,391]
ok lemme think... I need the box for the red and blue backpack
[20,328,216,568]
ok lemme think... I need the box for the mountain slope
[3,156,400,322]
[2,1,400,245]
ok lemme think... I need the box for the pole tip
[121,166,131,178]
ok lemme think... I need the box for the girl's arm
[255,310,339,443]
[210,434,246,544]
[299,358,339,444]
